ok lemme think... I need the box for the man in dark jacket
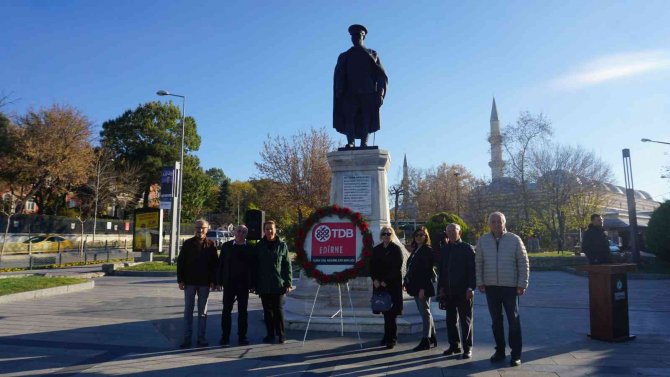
[216,225,253,346]
[254,220,292,344]
[333,24,388,148]
[582,214,611,265]
[177,219,218,348]
[438,223,476,359]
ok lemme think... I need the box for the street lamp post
[454,172,461,217]
[641,138,670,145]
[157,90,185,263]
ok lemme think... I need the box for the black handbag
[371,290,393,312]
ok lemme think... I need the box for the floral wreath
[295,204,374,285]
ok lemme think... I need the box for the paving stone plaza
[1,270,669,376]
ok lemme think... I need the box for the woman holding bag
[370,226,404,349]
[404,226,437,351]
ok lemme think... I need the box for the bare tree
[111,160,143,217]
[412,163,476,221]
[502,112,553,223]
[255,127,333,222]
[86,148,116,242]
[464,178,493,238]
[530,144,613,251]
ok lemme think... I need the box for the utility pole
[454,172,461,217]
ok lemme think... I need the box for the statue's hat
[348,24,368,36]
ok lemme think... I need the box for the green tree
[100,101,200,206]
[647,200,670,262]
[206,167,228,186]
[424,212,470,245]
[181,156,214,222]
[218,179,231,214]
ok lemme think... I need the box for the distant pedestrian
[177,219,218,348]
[403,225,437,351]
[582,214,611,265]
[476,212,529,367]
[438,223,476,359]
[370,226,404,349]
[216,225,253,346]
[254,220,292,344]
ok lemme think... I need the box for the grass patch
[152,254,169,262]
[529,251,580,257]
[117,261,176,272]
[0,258,133,273]
[0,276,88,296]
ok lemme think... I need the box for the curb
[0,280,95,304]
[112,270,176,277]
[561,267,670,280]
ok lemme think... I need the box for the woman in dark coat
[404,225,437,351]
[370,226,404,349]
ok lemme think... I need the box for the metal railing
[0,240,133,270]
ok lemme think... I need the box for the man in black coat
[438,223,476,359]
[333,24,388,148]
[177,219,218,348]
[216,225,254,346]
[582,214,611,265]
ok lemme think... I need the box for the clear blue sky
[2,1,669,201]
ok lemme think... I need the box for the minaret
[401,154,410,207]
[488,97,505,179]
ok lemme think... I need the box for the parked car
[609,240,621,253]
[206,230,233,247]
[22,235,74,252]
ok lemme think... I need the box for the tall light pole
[641,138,670,145]
[622,149,641,264]
[454,172,461,217]
[157,90,185,263]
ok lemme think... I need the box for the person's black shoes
[510,358,522,367]
[220,337,230,347]
[429,333,438,348]
[238,338,250,346]
[277,336,286,344]
[443,346,462,356]
[179,340,192,348]
[262,335,275,344]
[385,342,396,349]
[196,339,209,347]
[413,337,430,351]
[379,337,387,346]
[461,349,472,359]
[490,351,506,362]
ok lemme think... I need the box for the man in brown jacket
[177,219,218,348]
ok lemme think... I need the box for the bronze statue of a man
[333,24,388,148]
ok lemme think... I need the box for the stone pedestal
[285,148,444,334]
[327,148,391,245]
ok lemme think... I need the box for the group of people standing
[370,211,530,367]
[176,219,292,348]
[176,212,529,368]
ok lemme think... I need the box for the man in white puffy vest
[476,212,529,367]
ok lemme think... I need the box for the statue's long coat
[333,47,388,138]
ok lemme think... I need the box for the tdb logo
[314,225,331,242]
[314,224,355,243]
